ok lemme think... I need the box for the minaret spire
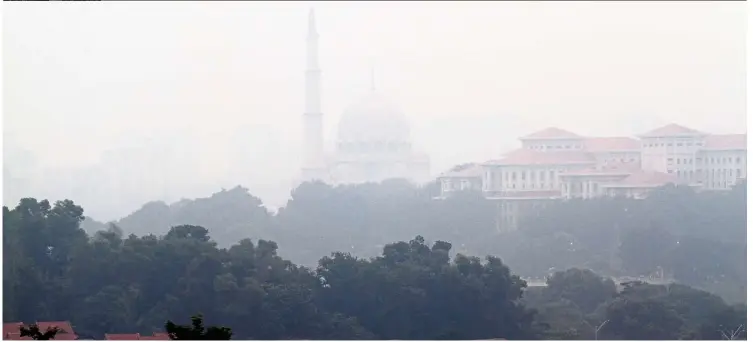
[301,8,325,181]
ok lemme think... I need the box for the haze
[3,1,745,221]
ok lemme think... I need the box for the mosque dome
[336,92,412,146]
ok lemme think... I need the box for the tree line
[84,179,746,303]
[3,182,746,339]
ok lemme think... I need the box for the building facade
[437,124,747,231]
[299,9,430,187]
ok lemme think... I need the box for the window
[737,157,741,164]
[522,172,526,180]
[667,158,674,164]
[678,142,684,147]
[737,169,742,178]
[668,143,673,147]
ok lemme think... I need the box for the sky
[3,1,747,220]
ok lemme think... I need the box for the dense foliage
[4,180,746,339]
[84,180,745,303]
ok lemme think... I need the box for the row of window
[669,168,743,179]
[668,156,743,165]
[528,144,582,151]
[643,141,703,148]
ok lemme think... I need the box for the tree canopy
[3,180,746,339]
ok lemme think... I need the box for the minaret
[301,8,325,181]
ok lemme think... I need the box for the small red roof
[520,127,582,140]
[51,333,77,340]
[105,333,141,340]
[4,321,76,340]
[140,333,171,340]
[603,170,679,188]
[36,322,74,335]
[485,148,595,166]
[703,134,746,150]
[4,323,23,336]
[639,123,705,137]
[4,333,32,340]
[584,137,641,152]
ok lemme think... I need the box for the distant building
[437,124,747,231]
[298,9,430,186]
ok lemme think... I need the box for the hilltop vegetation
[83,180,746,304]
[4,179,747,339]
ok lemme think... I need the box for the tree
[19,324,63,340]
[165,314,232,340]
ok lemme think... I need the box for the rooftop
[583,137,641,152]
[703,134,746,151]
[484,148,595,166]
[602,170,680,188]
[639,123,706,138]
[520,127,582,140]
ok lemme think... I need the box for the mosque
[299,9,431,186]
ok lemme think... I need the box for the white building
[298,10,430,187]
[437,124,746,231]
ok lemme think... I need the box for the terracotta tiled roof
[4,333,32,340]
[484,148,595,166]
[36,322,74,335]
[520,127,582,140]
[140,335,171,340]
[105,333,141,340]
[51,333,77,340]
[584,137,641,152]
[639,123,705,137]
[4,321,76,340]
[4,323,23,336]
[703,134,746,150]
[439,163,484,178]
[603,170,679,188]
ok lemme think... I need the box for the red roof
[603,170,679,188]
[3,321,76,340]
[703,134,746,150]
[51,333,77,340]
[520,127,582,140]
[106,333,141,340]
[485,148,595,166]
[140,335,171,340]
[4,323,23,336]
[36,322,74,335]
[584,137,641,152]
[4,333,32,340]
[640,123,705,137]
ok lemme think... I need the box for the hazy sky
[3,1,746,219]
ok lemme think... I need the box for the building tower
[301,8,326,182]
